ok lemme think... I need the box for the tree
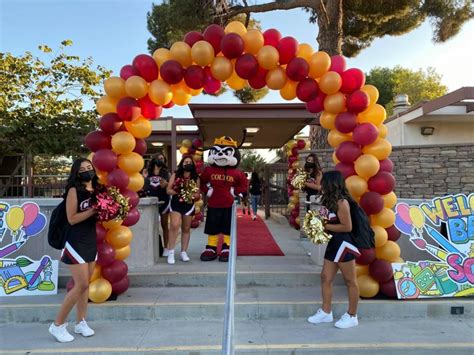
[240,149,267,174]
[366,66,448,115]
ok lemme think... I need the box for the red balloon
[132,54,159,82]
[163,101,175,109]
[85,131,112,152]
[116,97,141,121]
[352,123,378,146]
[93,149,118,172]
[347,90,369,113]
[248,66,268,89]
[291,209,299,218]
[263,28,282,47]
[112,275,130,295]
[133,138,147,156]
[335,141,362,164]
[291,146,299,155]
[102,260,128,284]
[191,218,200,228]
[335,112,357,134]
[296,78,318,102]
[369,258,394,283]
[184,31,203,47]
[297,139,306,149]
[192,138,203,148]
[187,147,196,155]
[329,55,346,74]
[120,65,137,80]
[379,159,394,173]
[286,57,309,82]
[203,70,221,94]
[356,248,376,265]
[305,93,326,113]
[107,169,130,190]
[235,54,259,79]
[368,172,396,195]
[221,33,244,59]
[386,225,401,242]
[66,278,74,292]
[340,68,365,94]
[335,162,356,179]
[100,113,122,135]
[277,36,298,65]
[360,191,384,215]
[138,95,162,120]
[203,24,225,54]
[184,65,206,89]
[96,223,107,244]
[195,212,204,221]
[380,277,397,298]
[96,242,116,266]
[121,189,139,209]
[160,60,184,84]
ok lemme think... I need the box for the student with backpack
[307,170,362,329]
[48,158,97,342]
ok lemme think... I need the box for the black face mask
[156,159,164,167]
[183,164,194,172]
[79,170,95,182]
[304,162,316,171]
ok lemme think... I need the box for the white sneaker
[163,248,169,257]
[252,215,257,221]
[334,312,358,329]
[307,308,333,324]
[180,251,190,262]
[167,251,175,264]
[49,322,74,343]
[74,319,95,337]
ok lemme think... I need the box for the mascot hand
[207,187,214,198]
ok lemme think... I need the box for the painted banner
[0,201,58,296]
[392,193,473,299]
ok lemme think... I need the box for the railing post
[264,166,270,219]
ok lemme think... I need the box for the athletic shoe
[334,312,358,329]
[200,245,218,261]
[307,308,333,324]
[252,215,257,221]
[219,244,230,262]
[180,251,190,262]
[167,250,175,264]
[74,319,95,337]
[49,322,74,343]
[162,248,170,257]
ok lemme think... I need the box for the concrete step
[1,318,473,354]
[2,286,473,323]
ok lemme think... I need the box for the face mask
[304,162,315,170]
[79,170,95,182]
[156,159,164,167]
[183,164,194,172]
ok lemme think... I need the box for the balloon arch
[85,21,400,302]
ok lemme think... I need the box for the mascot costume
[200,136,248,262]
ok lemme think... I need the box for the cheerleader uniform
[170,176,196,216]
[61,188,97,264]
[145,172,171,214]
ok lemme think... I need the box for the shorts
[159,199,171,214]
[61,232,97,265]
[324,233,360,263]
[170,196,195,216]
[204,207,232,236]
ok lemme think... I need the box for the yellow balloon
[115,245,131,261]
[361,84,379,106]
[118,152,144,174]
[97,170,108,185]
[102,218,122,230]
[90,265,101,282]
[257,45,279,70]
[191,40,215,67]
[309,51,331,79]
[88,278,112,303]
[409,206,425,229]
[226,70,247,90]
[211,56,233,81]
[323,92,346,114]
[193,154,202,161]
[356,264,369,277]
[111,131,136,155]
[375,240,401,262]
[319,112,336,130]
[354,154,380,179]
[225,21,247,36]
[266,67,287,90]
[125,76,148,99]
[243,29,264,55]
[286,139,296,149]
[106,225,133,249]
[179,146,189,155]
[280,80,297,100]
[153,48,171,67]
[195,199,204,208]
[6,207,24,232]
[319,71,342,95]
[371,208,396,228]
[149,80,173,105]
[358,104,386,126]
[358,275,380,298]
[378,124,388,138]
[290,195,299,205]
[362,139,392,160]
[171,84,192,106]
[287,202,296,211]
[124,117,152,139]
[96,95,118,115]
[382,192,397,209]
[181,139,192,148]
[195,206,201,214]
[170,41,192,67]
[128,172,145,192]
[394,256,404,263]
[190,87,203,96]
[327,129,352,148]
[372,225,388,248]
[295,216,300,225]
[296,43,313,62]
[345,175,368,198]
[104,77,127,99]
[332,151,340,164]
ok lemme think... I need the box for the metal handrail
[222,202,237,355]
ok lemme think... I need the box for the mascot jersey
[200,167,247,208]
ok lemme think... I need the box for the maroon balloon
[116,97,141,121]
[286,57,309,82]
[340,68,365,94]
[192,138,203,148]
[347,90,369,113]
[386,225,401,242]
[291,146,299,156]
[107,169,130,190]
[360,191,384,215]
[92,149,118,172]
[248,66,268,89]
[235,54,259,79]
[221,33,244,59]
[379,159,394,173]
[191,218,200,228]
[133,138,148,156]
[100,113,122,135]
[120,65,137,80]
[138,95,162,120]
[297,139,306,149]
[336,141,362,164]
[203,24,225,54]
[368,172,396,195]
[163,101,175,109]
[132,54,159,82]
[203,68,221,94]
[184,65,206,89]
[277,36,298,65]
[96,242,116,266]
[123,208,140,227]
[85,131,112,152]
[369,258,394,283]
[96,223,107,244]
[329,55,347,74]
[121,189,139,209]
[288,155,298,164]
[112,275,130,295]
[263,28,282,47]
[335,112,357,134]
[102,260,128,284]
[296,78,318,102]
[356,248,376,265]
[352,123,379,146]
[66,278,74,292]
[291,208,299,218]
[336,162,356,179]
[305,93,326,113]
[184,31,203,47]
[160,60,184,84]
[380,277,397,298]
[195,212,204,221]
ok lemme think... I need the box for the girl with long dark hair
[249,172,262,220]
[307,170,360,329]
[166,155,201,264]
[303,153,322,209]
[49,158,97,342]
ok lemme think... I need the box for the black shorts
[324,233,360,263]
[159,198,171,214]
[170,196,195,216]
[61,231,97,265]
[204,207,232,236]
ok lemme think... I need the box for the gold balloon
[309,51,331,79]
[280,80,297,100]
[382,191,397,209]
[362,138,392,160]
[195,206,201,214]
[226,70,247,90]
[127,172,145,192]
[96,95,118,115]
[332,151,340,164]
[286,139,296,149]
[124,117,152,139]
[181,139,192,148]
[193,154,202,161]
[319,112,336,130]
[323,92,346,114]
[149,80,173,105]
[191,40,215,67]
[153,48,171,67]
[290,195,299,205]
[104,77,127,99]
[345,175,368,198]
[225,21,247,36]
[287,202,296,211]
[372,225,388,248]
[190,87,203,96]
[115,245,131,261]
[355,263,369,277]
[170,41,192,67]
[90,265,101,282]
[358,104,386,126]
[327,129,352,148]
[257,45,279,70]
[361,84,379,106]
[171,83,192,106]
[211,56,233,81]
[243,29,264,55]
[319,71,342,95]
[112,131,136,154]
[89,278,112,303]
[125,76,148,99]
[378,124,388,138]
[118,152,144,174]
[102,218,122,230]
[266,67,287,90]
[358,275,380,298]
[296,43,313,63]
[97,171,108,185]
[371,207,396,228]
[179,146,188,155]
[376,240,401,262]
[195,199,204,208]
[354,154,380,179]
[106,225,133,249]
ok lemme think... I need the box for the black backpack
[349,201,375,249]
[48,200,69,249]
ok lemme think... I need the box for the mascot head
[208,136,241,168]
